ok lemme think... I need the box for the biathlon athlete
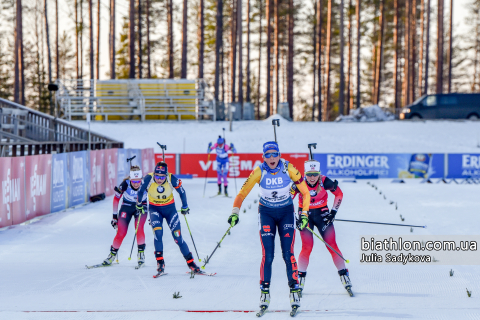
[135,161,202,276]
[207,136,237,196]
[103,165,148,268]
[290,159,352,294]
[227,141,311,311]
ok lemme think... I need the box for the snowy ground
[1,178,479,319]
[74,118,480,153]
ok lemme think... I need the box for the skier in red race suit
[290,159,352,294]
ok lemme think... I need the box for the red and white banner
[25,154,52,218]
[142,148,155,174]
[179,153,309,178]
[11,157,26,224]
[89,150,105,197]
[104,149,118,197]
[0,157,12,227]
[154,153,176,174]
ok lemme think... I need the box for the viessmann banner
[313,153,445,179]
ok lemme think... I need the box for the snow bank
[336,105,396,122]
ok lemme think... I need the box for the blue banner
[447,154,480,178]
[117,149,129,185]
[68,151,88,207]
[313,153,445,179]
[51,153,68,212]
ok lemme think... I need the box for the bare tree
[436,0,444,93]
[146,0,151,78]
[138,0,143,78]
[346,0,352,113]
[323,0,332,120]
[373,0,384,105]
[274,0,279,111]
[75,0,79,78]
[355,0,360,109]
[256,0,263,118]
[447,0,453,92]
[237,0,243,117]
[230,0,237,102]
[317,0,322,120]
[167,0,173,78]
[56,0,59,80]
[45,0,53,113]
[198,0,205,79]
[424,0,430,94]
[393,0,399,108]
[339,0,345,115]
[312,0,317,121]
[96,0,100,79]
[266,0,271,117]
[89,0,94,80]
[411,0,416,101]
[214,0,223,101]
[418,0,424,94]
[246,0,251,102]
[181,0,187,78]
[14,0,25,104]
[129,0,135,78]
[404,0,410,104]
[287,0,293,118]
[110,0,115,79]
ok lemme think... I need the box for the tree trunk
[237,0,244,117]
[167,0,173,78]
[287,0,294,119]
[198,0,205,79]
[371,3,378,101]
[447,0,453,92]
[266,0,271,117]
[312,1,317,121]
[110,0,116,79]
[89,0,94,80]
[181,0,188,78]
[346,0,352,113]
[129,0,135,78]
[214,0,223,101]
[257,0,262,119]
[75,0,79,78]
[56,0,59,80]
[436,0,444,93]
[424,0,430,94]
[274,0,279,111]
[138,0,143,78]
[374,0,384,105]
[339,0,345,115]
[45,0,53,114]
[146,0,151,78]
[418,0,424,94]
[393,0,398,108]
[246,0,251,102]
[14,0,21,103]
[317,0,322,120]
[80,0,83,78]
[96,0,100,79]
[404,0,410,105]
[355,0,360,109]
[230,0,237,103]
[323,0,332,121]
[411,0,416,101]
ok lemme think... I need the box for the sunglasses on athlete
[154,175,167,180]
[305,172,320,177]
[263,152,280,158]
[131,179,142,184]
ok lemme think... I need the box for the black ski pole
[307,143,317,160]
[201,226,232,269]
[127,155,136,168]
[335,219,426,228]
[128,213,143,260]
[156,142,167,161]
[272,119,280,142]
[184,215,201,261]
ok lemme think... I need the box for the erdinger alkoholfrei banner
[179,153,309,178]
[89,150,105,197]
[104,149,118,197]
[25,154,52,218]
[68,151,88,207]
[51,153,68,213]
[313,153,445,179]
[447,154,480,178]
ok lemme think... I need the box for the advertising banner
[51,153,68,213]
[104,149,118,196]
[313,153,445,179]
[179,153,309,178]
[117,149,129,184]
[68,151,88,207]
[154,153,176,174]
[89,150,105,196]
[0,158,12,227]
[25,154,52,218]
[447,154,480,178]
[142,148,155,174]
[11,157,26,224]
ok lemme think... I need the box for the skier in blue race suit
[207,136,237,196]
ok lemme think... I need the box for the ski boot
[289,283,301,317]
[136,244,145,269]
[185,253,202,274]
[224,185,228,197]
[298,271,306,297]
[257,282,270,317]
[102,246,118,266]
[218,183,222,195]
[153,251,166,278]
[338,269,354,297]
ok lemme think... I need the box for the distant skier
[135,161,203,277]
[290,159,352,295]
[102,165,148,268]
[227,141,311,315]
[207,135,237,196]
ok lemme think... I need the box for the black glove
[136,203,145,215]
[323,209,337,225]
[111,215,118,229]
[181,207,190,215]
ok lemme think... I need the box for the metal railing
[56,79,216,121]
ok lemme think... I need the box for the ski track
[1,178,479,319]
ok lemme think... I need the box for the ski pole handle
[307,143,317,160]
[335,219,426,228]
[272,119,280,142]
[201,226,232,269]
[306,226,349,263]
[157,143,167,161]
